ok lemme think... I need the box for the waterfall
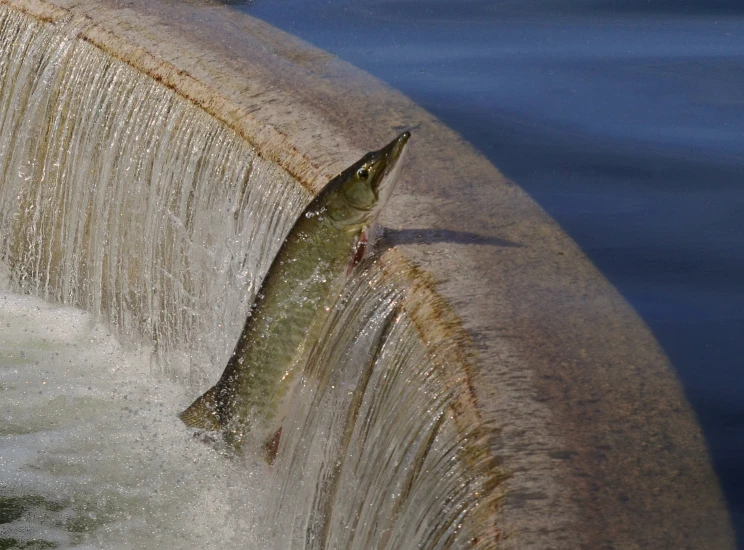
[0,5,307,385]
[0,4,502,549]
[270,255,502,548]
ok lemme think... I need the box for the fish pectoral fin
[347,227,368,277]
[179,386,224,431]
[263,426,282,465]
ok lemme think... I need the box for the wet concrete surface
[2,0,735,547]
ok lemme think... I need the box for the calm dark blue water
[235,0,744,544]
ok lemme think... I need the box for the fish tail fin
[179,386,224,431]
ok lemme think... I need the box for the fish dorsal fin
[179,387,224,431]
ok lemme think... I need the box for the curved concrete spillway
[0,0,734,548]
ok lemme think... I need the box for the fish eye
[357,167,370,180]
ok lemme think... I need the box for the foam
[0,292,271,549]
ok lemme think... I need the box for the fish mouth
[381,132,410,167]
[373,131,410,202]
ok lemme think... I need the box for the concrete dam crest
[0,0,733,548]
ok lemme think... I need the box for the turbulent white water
[0,5,502,549]
[0,291,272,549]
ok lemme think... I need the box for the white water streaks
[0,291,273,549]
[0,5,307,386]
[268,258,503,550]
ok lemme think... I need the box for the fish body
[180,132,410,449]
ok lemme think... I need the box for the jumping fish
[180,132,410,452]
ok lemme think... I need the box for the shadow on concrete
[381,228,524,248]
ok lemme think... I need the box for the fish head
[325,131,410,231]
